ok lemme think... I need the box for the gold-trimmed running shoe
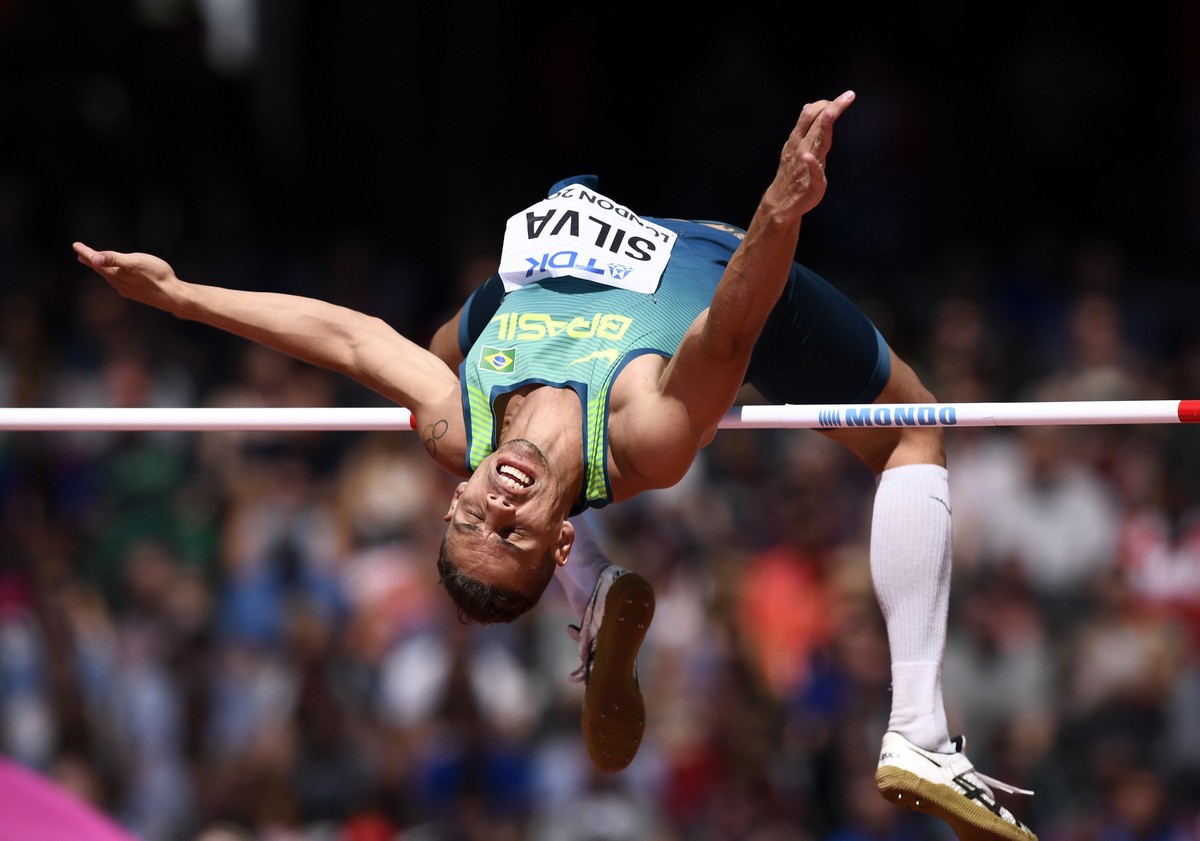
[876,731,1037,841]
[567,566,655,773]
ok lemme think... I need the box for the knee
[905,375,938,406]
[894,425,946,469]
[894,377,946,467]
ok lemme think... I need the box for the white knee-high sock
[870,463,953,752]
[554,514,613,620]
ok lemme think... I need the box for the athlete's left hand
[762,90,855,223]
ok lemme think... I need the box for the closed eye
[451,519,529,555]
[454,507,528,554]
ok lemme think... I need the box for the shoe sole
[581,572,655,773]
[876,766,1037,841]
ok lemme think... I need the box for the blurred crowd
[3,206,1200,841]
[5,2,1200,840]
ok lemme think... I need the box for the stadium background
[2,2,1200,839]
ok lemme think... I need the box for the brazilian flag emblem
[479,347,516,373]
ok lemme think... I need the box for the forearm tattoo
[421,418,450,459]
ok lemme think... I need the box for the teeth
[498,465,532,487]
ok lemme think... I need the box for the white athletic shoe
[567,566,655,773]
[876,731,1037,841]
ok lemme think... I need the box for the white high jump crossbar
[0,400,1195,431]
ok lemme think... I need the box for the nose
[486,492,515,513]
[484,493,517,532]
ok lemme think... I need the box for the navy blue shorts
[746,262,891,406]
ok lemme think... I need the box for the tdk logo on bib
[498,184,677,294]
[521,251,630,282]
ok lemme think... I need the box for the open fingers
[809,90,855,163]
[72,241,96,265]
[72,241,114,271]
[72,242,138,274]
[793,90,855,167]
[824,89,856,122]
[794,90,854,138]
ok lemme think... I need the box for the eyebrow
[452,520,529,555]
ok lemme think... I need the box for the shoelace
[953,735,1035,797]
[566,623,592,684]
[974,770,1035,798]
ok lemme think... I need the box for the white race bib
[498,183,677,294]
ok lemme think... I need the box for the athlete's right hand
[73,242,186,313]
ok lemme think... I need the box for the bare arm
[72,243,466,463]
[658,91,856,435]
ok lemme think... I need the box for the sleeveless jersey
[460,214,742,510]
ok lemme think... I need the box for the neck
[498,386,585,502]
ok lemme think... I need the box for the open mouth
[496,462,533,492]
[493,439,547,494]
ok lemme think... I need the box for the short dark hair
[436,536,540,624]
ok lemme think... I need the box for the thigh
[818,347,946,473]
[747,262,890,405]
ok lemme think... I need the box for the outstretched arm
[660,91,856,435]
[72,243,467,466]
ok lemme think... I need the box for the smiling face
[439,439,575,616]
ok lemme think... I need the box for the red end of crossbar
[1179,400,1200,423]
